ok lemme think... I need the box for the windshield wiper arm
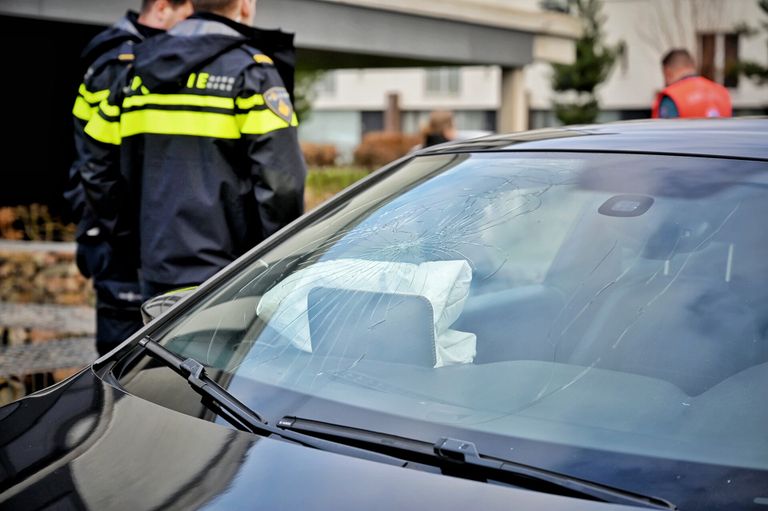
[139,336,266,428]
[432,437,676,509]
[277,416,676,510]
[137,337,404,466]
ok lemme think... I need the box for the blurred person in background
[422,110,457,148]
[68,0,193,356]
[652,48,732,119]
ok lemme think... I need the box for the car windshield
[121,151,768,474]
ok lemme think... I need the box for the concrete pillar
[384,91,401,133]
[498,67,528,134]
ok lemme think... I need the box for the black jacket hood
[79,11,161,67]
[133,12,296,95]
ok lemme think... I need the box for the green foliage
[553,98,599,126]
[741,61,768,85]
[736,0,768,86]
[539,0,570,13]
[305,166,371,210]
[550,0,623,124]
[306,166,369,191]
[294,69,326,123]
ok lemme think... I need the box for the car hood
[0,368,651,510]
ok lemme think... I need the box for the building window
[697,32,740,88]
[314,72,337,96]
[723,33,739,88]
[361,111,384,134]
[425,68,461,95]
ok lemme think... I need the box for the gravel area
[0,337,97,377]
[0,240,76,253]
[0,301,94,333]
[0,241,97,394]
[0,301,97,377]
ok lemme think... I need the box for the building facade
[528,0,768,127]
[300,66,502,159]
[302,0,768,160]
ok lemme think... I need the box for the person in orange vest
[652,48,732,118]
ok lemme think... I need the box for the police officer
[652,48,732,119]
[82,0,307,300]
[68,0,192,356]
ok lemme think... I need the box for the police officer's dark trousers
[76,235,143,356]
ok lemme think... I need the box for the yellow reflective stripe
[238,109,298,135]
[162,286,198,296]
[99,100,120,117]
[78,84,110,105]
[235,94,265,110]
[121,110,239,139]
[124,93,235,109]
[85,113,121,145]
[253,54,273,64]
[73,97,96,121]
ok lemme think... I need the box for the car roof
[418,117,768,160]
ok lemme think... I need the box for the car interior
[155,184,768,402]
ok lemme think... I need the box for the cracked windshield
[125,151,768,470]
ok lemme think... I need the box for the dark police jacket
[83,13,307,286]
[68,11,161,241]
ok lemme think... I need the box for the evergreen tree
[550,0,623,125]
[737,0,768,85]
[294,69,326,123]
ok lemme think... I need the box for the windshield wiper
[137,337,404,466]
[139,336,267,427]
[277,416,677,510]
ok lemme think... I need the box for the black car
[2,118,768,510]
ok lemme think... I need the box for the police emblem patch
[264,87,294,124]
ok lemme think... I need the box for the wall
[0,242,93,306]
[312,66,501,110]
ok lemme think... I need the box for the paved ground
[0,337,97,378]
[0,240,77,252]
[0,301,97,377]
[0,301,94,333]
